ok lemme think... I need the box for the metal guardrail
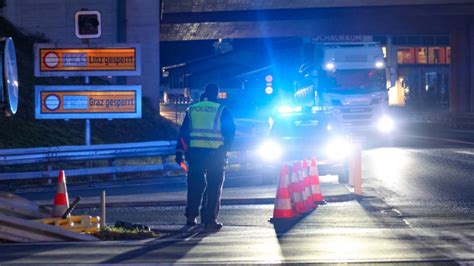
[0,138,257,181]
[0,141,177,181]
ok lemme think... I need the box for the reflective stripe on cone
[52,170,69,217]
[291,161,307,214]
[272,164,295,219]
[302,160,316,210]
[309,158,325,204]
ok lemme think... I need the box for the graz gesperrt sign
[35,85,142,119]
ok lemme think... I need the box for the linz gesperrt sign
[34,43,141,77]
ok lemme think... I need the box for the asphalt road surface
[2,123,474,264]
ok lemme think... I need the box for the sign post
[85,118,91,145]
[84,76,90,146]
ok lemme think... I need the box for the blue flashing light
[277,105,292,113]
[277,105,302,114]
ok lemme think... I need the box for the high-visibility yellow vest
[188,101,225,149]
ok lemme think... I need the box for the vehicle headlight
[377,116,394,133]
[326,137,352,160]
[375,60,385,69]
[258,140,283,162]
[325,62,335,71]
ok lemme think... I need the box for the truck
[293,42,395,142]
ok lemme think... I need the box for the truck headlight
[325,62,335,71]
[326,138,352,160]
[377,116,394,133]
[375,60,385,69]
[258,140,283,162]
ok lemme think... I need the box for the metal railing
[0,138,257,181]
[0,141,177,181]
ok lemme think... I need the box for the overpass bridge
[161,0,474,113]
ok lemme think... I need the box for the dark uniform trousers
[185,149,226,224]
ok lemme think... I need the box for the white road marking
[392,208,411,227]
[404,134,474,146]
[184,231,201,241]
[449,231,474,251]
[454,150,474,156]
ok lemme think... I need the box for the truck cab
[295,42,395,142]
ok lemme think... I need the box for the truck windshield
[321,69,386,92]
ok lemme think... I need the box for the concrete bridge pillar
[450,22,474,113]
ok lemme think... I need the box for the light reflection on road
[176,228,284,263]
[364,148,412,187]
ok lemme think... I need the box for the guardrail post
[100,190,106,230]
[47,164,52,185]
[109,159,117,180]
[161,156,168,174]
[241,150,248,171]
[86,160,93,182]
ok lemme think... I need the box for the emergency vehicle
[258,106,351,183]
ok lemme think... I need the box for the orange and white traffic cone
[302,160,316,210]
[290,161,307,214]
[52,170,69,217]
[309,158,326,204]
[271,164,296,221]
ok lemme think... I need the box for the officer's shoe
[186,217,197,226]
[204,222,223,232]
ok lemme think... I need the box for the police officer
[175,83,235,231]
